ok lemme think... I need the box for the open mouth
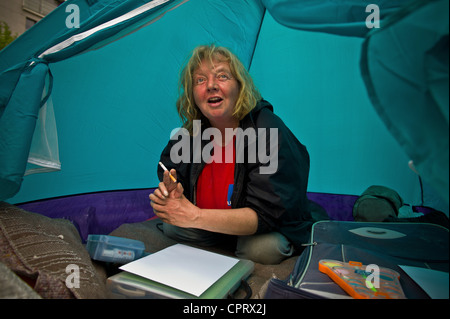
[207,97,223,104]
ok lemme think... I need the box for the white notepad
[119,244,239,297]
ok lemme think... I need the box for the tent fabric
[0,0,266,201]
[0,0,448,211]
[15,189,354,242]
[1,0,185,186]
[17,188,156,242]
[0,61,49,199]
[0,0,170,108]
[262,0,407,37]
[360,0,449,204]
[0,0,182,200]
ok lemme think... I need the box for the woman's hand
[155,169,180,198]
[149,169,258,236]
[149,169,200,228]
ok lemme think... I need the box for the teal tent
[0,0,448,215]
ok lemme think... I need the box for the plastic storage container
[86,235,146,264]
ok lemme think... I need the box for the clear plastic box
[86,235,146,264]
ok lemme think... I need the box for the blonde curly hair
[176,44,261,134]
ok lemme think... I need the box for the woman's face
[192,57,240,129]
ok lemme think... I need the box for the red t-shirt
[196,139,235,210]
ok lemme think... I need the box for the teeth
[208,97,222,103]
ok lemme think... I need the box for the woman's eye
[217,74,229,80]
[195,77,206,84]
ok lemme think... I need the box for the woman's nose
[207,76,219,90]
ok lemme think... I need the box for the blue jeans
[162,223,293,265]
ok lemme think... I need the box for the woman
[150,44,312,264]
